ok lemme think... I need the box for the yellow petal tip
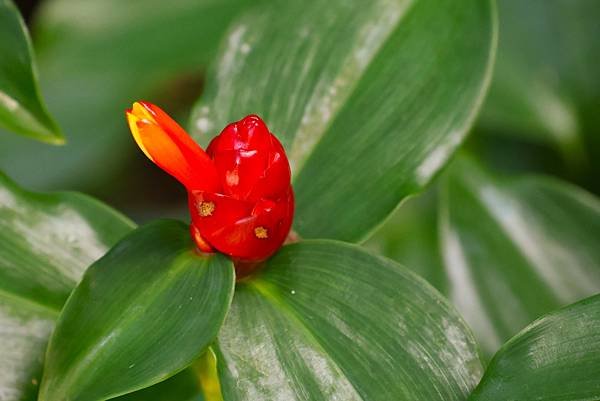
[126,108,154,162]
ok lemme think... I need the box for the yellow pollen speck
[198,201,215,217]
[254,226,269,239]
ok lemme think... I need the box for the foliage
[0,0,61,143]
[191,0,496,241]
[0,0,598,400]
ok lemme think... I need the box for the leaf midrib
[446,170,566,338]
[466,175,572,301]
[47,249,210,401]
[289,0,417,176]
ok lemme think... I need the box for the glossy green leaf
[0,173,201,401]
[39,220,235,401]
[478,0,600,165]
[190,0,497,242]
[213,240,483,400]
[440,157,600,356]
[470,294,600,400]
[0,0,266,190]
[0,0,62,143]
[0,173,135,310]
[0,172,134,400]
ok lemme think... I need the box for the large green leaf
[0,0,62,143]
[440,157,600,357]
[0,173,134,310]
[0,173,203,401]
[470,294,600,400]
[213,240,483,400]
[190,0,497,242]
[478,0,600,166]
[0,0,266,190]
[39,220,235,401]
[0,172,134,400]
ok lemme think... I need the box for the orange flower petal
[126,101,219,191]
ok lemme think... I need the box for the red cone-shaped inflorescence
[126,101,294,263]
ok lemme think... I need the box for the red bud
[127,104,294,264]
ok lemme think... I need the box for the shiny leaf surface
[0,173,134,310]
[214,240,483,400]
[470,294,600,400]
[0,172,134,400]
[39,221,235,401]
[190,0,497,242]
[0,0,62,143]
[440,157,600,356]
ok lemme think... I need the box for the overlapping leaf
[214,241,483,400]
[191,0,497,242]
[470,294,600,400]
[440,157,600,356]
[366,189,447,294]
[0,172,133,400]
[0,0,62,143]
[40,221,235,401]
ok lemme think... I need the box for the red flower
[126,101,294,263]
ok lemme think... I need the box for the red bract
[126,101,294,263]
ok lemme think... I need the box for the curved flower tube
[126,101,294,263]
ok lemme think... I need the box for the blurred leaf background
[1,0,268,222]
[0,0,599,399]
[2,0,597,220]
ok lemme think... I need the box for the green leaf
[0,173,135,310]
[478,0,600,165]
[366,188,447,294]
[113,368,204,401]
[0,0,62,143]
[213,240,483,400]
[470,294,600,400]
[0,296,55,401]
[190,0,497,242]
[0,172,134,400]
[0,0,266,190]
[39,220,235,401]
[440,157,600,357]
